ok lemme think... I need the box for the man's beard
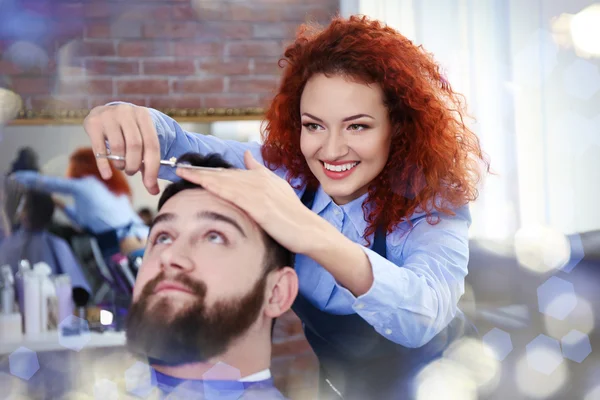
[125,271,267,366]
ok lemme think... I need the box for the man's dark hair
[158,153,294,273]
[23,190,55,231]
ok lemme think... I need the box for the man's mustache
[140,271,207,299]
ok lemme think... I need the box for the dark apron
[292,189,476,400]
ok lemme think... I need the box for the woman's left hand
[175,151,323,254]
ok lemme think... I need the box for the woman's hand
[175,151,323,254]
[83,104,161,194]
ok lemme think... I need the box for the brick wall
[0,0,338,397]
[0,0,339,113]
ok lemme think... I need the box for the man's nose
[159,239,194,273]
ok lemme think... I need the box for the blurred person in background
[137,207,154,227]
[11,147,148,257]
[0,189,91,294]
[3,147,40,230]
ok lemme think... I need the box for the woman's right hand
[83,104,161,195]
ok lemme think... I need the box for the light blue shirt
[149,108,471,349]
[10,173,149,242]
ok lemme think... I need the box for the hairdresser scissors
[95,153,222,172]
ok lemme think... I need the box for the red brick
[173,4,223,20]
[226,41,281,57]
[173,78,224,93]
[30,96,90,110]
[84,3,116,18]
[197,59,250,76]
[253,59,284,75]
[226,4,287,22]
[119,4,173,21]
[229,76,279,93]
[142,22,200,39]
[0,60,20,74]
[72,41,116,57]
[202,94,260,108]
[118,41,171,57]
[213,22,253,40]
[117,79,169,95]
[89,97,148,108]
[143,60,195,75]
[85,21,143,39]
[284,5,337,22]
[86,60,139,75]
[173,42,222,58]
[10,77,53,95]
[272,337,312,357]
[85,24,110,39]
[147,97,204,110]
[259,94,276,108]
[253,23,298,39]
[58,78,113,96]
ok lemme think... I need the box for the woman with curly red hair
[84,15,488,399]
[11,147,148,256]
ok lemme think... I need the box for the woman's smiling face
[299,73,392,205]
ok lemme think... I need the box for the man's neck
[152,328,272,381]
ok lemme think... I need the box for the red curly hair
[261,15,489,240]
[67,147,132,197]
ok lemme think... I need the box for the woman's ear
[263,267,299,320]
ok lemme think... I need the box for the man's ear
[264,267,298,319]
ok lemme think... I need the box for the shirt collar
[239,369,271,382]
[312,186,371,243]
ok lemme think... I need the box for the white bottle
[23,271,41,337]
[33,262,55,332]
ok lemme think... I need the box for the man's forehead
[158,189,255,229]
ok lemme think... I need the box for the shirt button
[334,208,341,215]
[385,329,393,335]
[355,303,365,310]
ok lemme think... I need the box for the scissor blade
[95,154,220,171]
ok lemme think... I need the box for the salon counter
[0,330,126,355]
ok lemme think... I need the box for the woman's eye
[302,123,322,131]
[154,233,172,245]
[206,231,226,245]
[348,124,368,131]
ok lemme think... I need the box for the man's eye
[154,233,172,245]
[206,231,226,245]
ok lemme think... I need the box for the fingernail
[100,167,111,179]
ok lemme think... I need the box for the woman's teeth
[323,162,358,172]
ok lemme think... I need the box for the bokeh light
[0,87,23,124]
[443,338,502,395]
[537,277,577,321]
[544,296,595,337]
[514,224,571,273]
[415,358,477,400]
[3,41,49,71]
[515,352,569,398]
[570,4,600,57]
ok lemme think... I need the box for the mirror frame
[8,107,264,125]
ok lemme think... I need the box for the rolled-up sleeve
[337,207,471,348]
